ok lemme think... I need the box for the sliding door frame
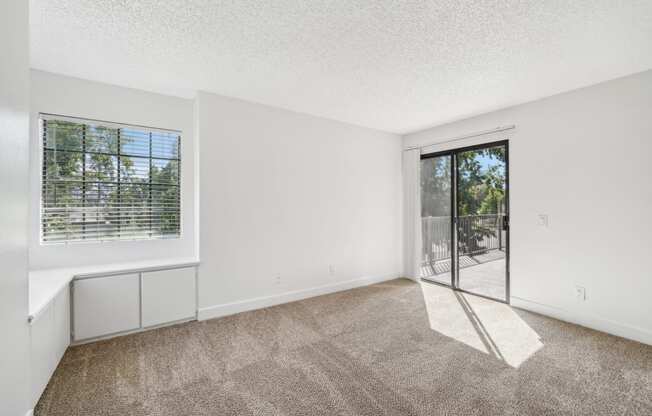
[420,139,510,304]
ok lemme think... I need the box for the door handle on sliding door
[502,215,509,230]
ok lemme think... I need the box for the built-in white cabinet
[30,287,70,407]
[142,268,196,327]
[73,274,141,341]
[72,267,197,342]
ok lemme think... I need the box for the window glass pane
[44,149,83,181]
[151,132,179,159]
[42,181,83,242]
[151,159,178,185]
[120,183,151,238]
[43,181,83,209]
[84,182,120,240]
[120,155,150,183]
[86,125,118,153]
[44,120,83,151]
[85,153,118,182]
[120,129,150,157]
[151,184,180,236]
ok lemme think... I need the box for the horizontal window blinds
[41,115,181,243]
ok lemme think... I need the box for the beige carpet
[36,279,652,415]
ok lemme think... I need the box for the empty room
[2,1,651,415]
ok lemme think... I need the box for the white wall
[0,1,31,415]
[196,92,402,316]
[404,70,652,345]
[29,70,197,269]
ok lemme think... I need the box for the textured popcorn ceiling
[30,0,652,134]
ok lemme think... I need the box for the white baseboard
[198,273,400,321]
[71,316,196,346]
[511,296,652,346]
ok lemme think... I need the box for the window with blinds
[41,115,181,243]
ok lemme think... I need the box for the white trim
[198,273,401,321]
[74,260,200,280]
[511,296,652,346]
[25,410,34,416]
[71,316,196,346]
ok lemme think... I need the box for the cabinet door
[73,274,140,341]
[142,268,196,327]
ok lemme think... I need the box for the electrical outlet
[275,274,281,284]
[575,286,586,301]
[537,214,549,227]
[329,265,335,276]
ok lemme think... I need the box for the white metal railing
[421,214,505,263]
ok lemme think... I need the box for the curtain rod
[403,125,515,151]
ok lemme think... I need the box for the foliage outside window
[421,147,506,218]
[421,146,506,256]
[41,116,181,243]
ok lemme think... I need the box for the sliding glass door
[420,153,453,286]
[420,141,509,302]
[455,144,508,301]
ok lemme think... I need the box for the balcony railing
[422,214,505,263]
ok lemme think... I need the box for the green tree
[421,155,451,217]
[456,147,505,254]
[151,159,180,235]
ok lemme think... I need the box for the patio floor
[420,250,506,301]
